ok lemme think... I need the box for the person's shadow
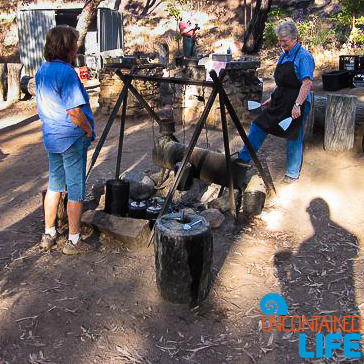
[274,198,362,362]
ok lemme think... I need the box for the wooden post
[7,63,23,102]
[0,63,6,102]
[324,94,357,151]
[304,91,314,140]
[154,213,213,306]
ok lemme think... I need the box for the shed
[17,7,123,77]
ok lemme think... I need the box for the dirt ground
[1,75,364,364]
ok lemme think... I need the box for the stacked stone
[98,66,164,116]
[171,66,207,129]
[172,58,262,130]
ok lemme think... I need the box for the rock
[200,208,225,229]
[242,174,266,217]
[200,183,221,204]
[208,188,241,213]
[82,210,151,249]
[91,182,105,201]
[156,171,208,205]
[120,171,155,200]
[180,207,195,215]
[97,194,106,210]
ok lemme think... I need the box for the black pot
[104,179,129,216]
[128,200,147,219]
[146,202,163,229]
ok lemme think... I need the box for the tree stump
[313,94,364,128]
[324,95,357,151]
[154,213,213,306]
[304,91,314,141]
[242,174,266,217]
[0,63,6,102]
[7,63,23,102]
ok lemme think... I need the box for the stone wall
[172,58,262,129]
[98,58,262,128]
[98,66,165,116]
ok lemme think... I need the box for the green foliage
[338,0,364,16]
[168,6,181,20]
[262,11,347,50]
[267,8,293,18]
[262,22,278,49]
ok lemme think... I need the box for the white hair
[276,21,299,40]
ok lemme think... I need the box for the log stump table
[154,213,213,306]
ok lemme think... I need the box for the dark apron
[253,45,305,140]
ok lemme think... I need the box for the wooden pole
[0,63,6,102]
[218,72,236,218]
[7,63,23,102]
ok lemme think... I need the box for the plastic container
[339,55,358,72]
[322,70,351,91]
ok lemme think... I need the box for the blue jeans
[183,37,196,57]
[239,103,311,179]
[48,136,91,201]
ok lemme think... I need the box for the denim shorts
[48,136,91,201]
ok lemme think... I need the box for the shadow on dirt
[274,197,362,362]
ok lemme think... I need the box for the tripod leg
[147,78,222,247]
[210,70,277,197]
[86,77,132,181]
[219,79,236,218]
[115,88,128,179]
[116,70,162,125]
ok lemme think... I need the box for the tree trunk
[324,95,357,151]
[7,63,23,102]
[0,63,6,102]
[154,213,213,306]
[242,0,273,54]
[313,94,364,128]
[76,0,103,49]
[114,0,122,10]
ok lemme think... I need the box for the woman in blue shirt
[36,25,96,254]
[239,21,315,183]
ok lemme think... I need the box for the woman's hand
[261,98,271,108]
[292,104,301,120]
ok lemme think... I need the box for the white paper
[279,117,293,131]
[248,100,261,110]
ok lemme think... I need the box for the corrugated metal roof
[18,10,56,77]
[18,8,123,76]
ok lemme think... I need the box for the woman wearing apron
[239,21,315,183]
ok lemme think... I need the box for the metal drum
[104,179,129,216]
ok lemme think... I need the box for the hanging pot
[174,162,194,191]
